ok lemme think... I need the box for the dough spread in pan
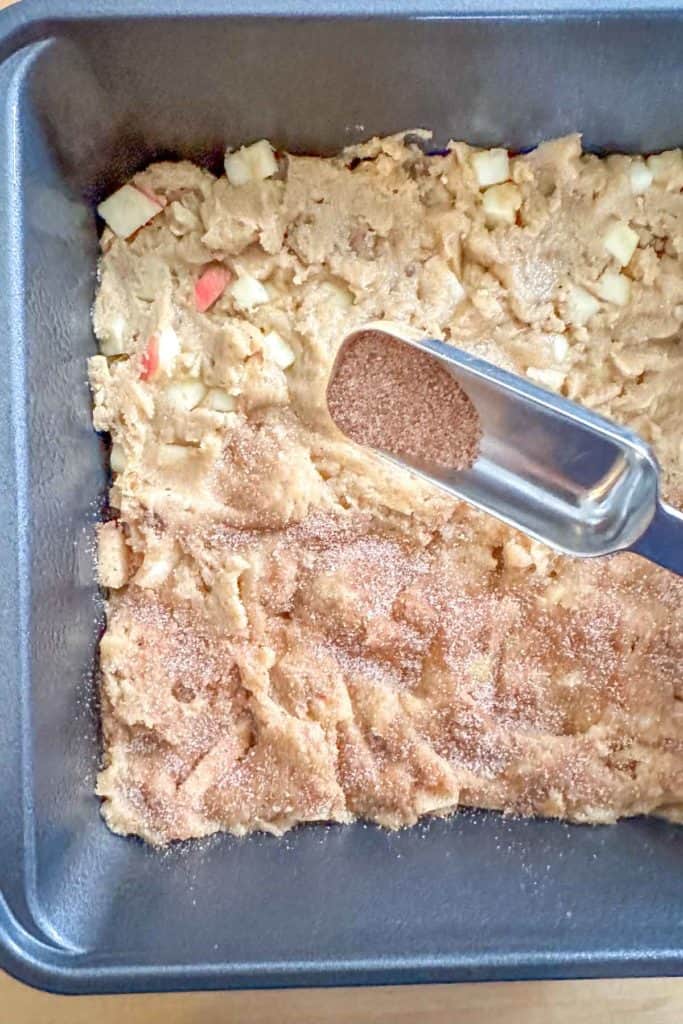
[90,134,683,844]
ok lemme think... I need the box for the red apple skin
[140,334,160,380]
[194,265,231,312]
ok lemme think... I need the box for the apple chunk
[261,330,295,369]
[194,265,231,312]
[230,272,269,310]
[594,270,631,306]
[603,220,638,267]
[110,443,127,474]
[134,540,180,589]
[97,522,130,589]
[225,140,278,186]
[139,334,159,381]
[482,182,522,225]
[472,148,510,188]
[164,379,207,412]
[629,160,653,195]
[565,284,600,326]
[204,388,237,412]
[97,184,163,238]
[139,326,180,381]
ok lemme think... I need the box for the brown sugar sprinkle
[327,329,482,470]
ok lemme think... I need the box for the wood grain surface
[0,0,680,1019]
[1,971,683,1024]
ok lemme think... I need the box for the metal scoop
[339,321,683,576]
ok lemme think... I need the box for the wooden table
[0,0,680,1018]
[0,970,682,1023]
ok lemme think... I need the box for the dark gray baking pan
[0,0,682,996]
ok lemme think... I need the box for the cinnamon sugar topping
[327,330,481,470]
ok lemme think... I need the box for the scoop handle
[629,501,683,575]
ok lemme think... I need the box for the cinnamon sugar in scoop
[327,330,481,470]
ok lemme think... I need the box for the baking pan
[0,0,682,996]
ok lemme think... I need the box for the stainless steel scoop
[341,322,683,576]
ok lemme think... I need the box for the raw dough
[90,134,683,845]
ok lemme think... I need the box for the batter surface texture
[90,134,683,845]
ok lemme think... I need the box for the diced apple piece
[551,334,569,362]
[317,280,354,311]
[565,284,600,326]
[98,312,127,356]
[157,326,181,372]
[594,270,631,306]
[108,484,122,512]
[99,337,126,357]
[204,388,237,412]
[503,539,533,569]
[97,522,130,589]
[603,220,638,266]
[472,148,510,188]
[230,272,269,309]
[167,200,200,236]
[482,182,522,225]
[194,265,231,312]
[225,139,278,185]
[527,367,566,390]
[88,353,109,379]
[646,150,683,186]
[139,333,159,381]
[164,379,207,412]
[441,266,466,308]
[224,150,251,186]
[529,541,552,575]
[629,160,653,195]
[261,330,295,370]
[248,140,279,180]
[110,442,127,474]
[140,326,180,381]
[134,541,179,589]
[97,184,162,238]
